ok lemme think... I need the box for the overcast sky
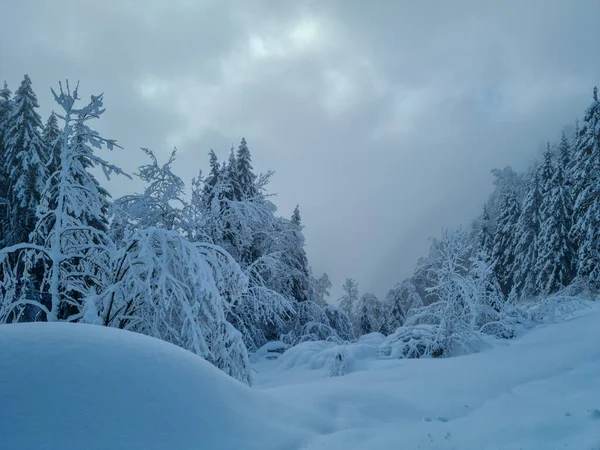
[1,0,599,299]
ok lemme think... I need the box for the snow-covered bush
[324,305,355,342]
[277,340,378,374]
[281,301,344,346]
[379,324,444,359]
[518,295,589,324]
[101,227,252,384]
[327,347,349,377]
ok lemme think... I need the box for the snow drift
[0,323,313,450]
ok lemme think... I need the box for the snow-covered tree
[281,300,341,345]
[557,131,572,185]
[512,168,542,298]
[571,87,600,289]
[2,75,48,247]
[43,111,61,177]
[236,137,257,199]
[276,207,310,303]
[475,205,494,261]
[0,81,12,224]
[355,293,382,335]
[0,81,128,322]
[324,305,354,341]
[492,189,520,296]
[382,279,423,334]
[485,166,525,229]
[338,277,359,323]
[111,147,185,241]
[405,229,476,355]
[101,228,252,384]
[312,272,332,306]
[536,150,575,295]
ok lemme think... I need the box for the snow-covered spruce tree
[355,293,383,335]
[0,81,128,322]
[324,305,354,341]
[236,137,257,200]
[111,147,185,242]
[492,188,520,296]
[101,228,252,384]
[571,87,600,290]
[382,279,423,334]
[202,149,220,199]
[557,131,572,186]
[475,205,494,261]
[338,277,359,329]
[485,166,525,230]
[275,206,310,303]
[536,148,575,295]
[42,112,61,183]
[2,75,49,248]
[512,167,542,298]
[191,143,319,348]
[0,81,12,224]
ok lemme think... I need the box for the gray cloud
[1,0,599,298]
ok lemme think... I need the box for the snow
[1,303,600,449]
[0,323,313,450]
[253,302,600,449]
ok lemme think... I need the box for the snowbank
[0,323,313,450]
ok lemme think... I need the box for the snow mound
[277,339,379,375]
[0,323,313,450]
[251,340,290,362]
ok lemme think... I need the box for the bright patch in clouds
[138,77,169,101]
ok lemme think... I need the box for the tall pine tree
[0,81,13,237]
[536,150,574,294]
[571,87,600,288]
[2,75,48,247]
[492,189,520,296]
[236,137,257,199]
[43,112,61,175]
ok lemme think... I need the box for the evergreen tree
[558,131,571,185]
[43,112,61,175]
[492,189,520,296]
[0,81,128,321]
[536,151,574,294]
[236,137,257,199]
[2,75,48,247]
[285,205,310,302]
[223,148,240,201]
[291,204,302,226]
[202,149,220,202]
[571,87,600,288]
[513,162,543,297]
[0,81,12,234]
[475,205,494,262]
[339,277,359,323]
[355,293,382,335]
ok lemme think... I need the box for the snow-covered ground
[1,303,599,449]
